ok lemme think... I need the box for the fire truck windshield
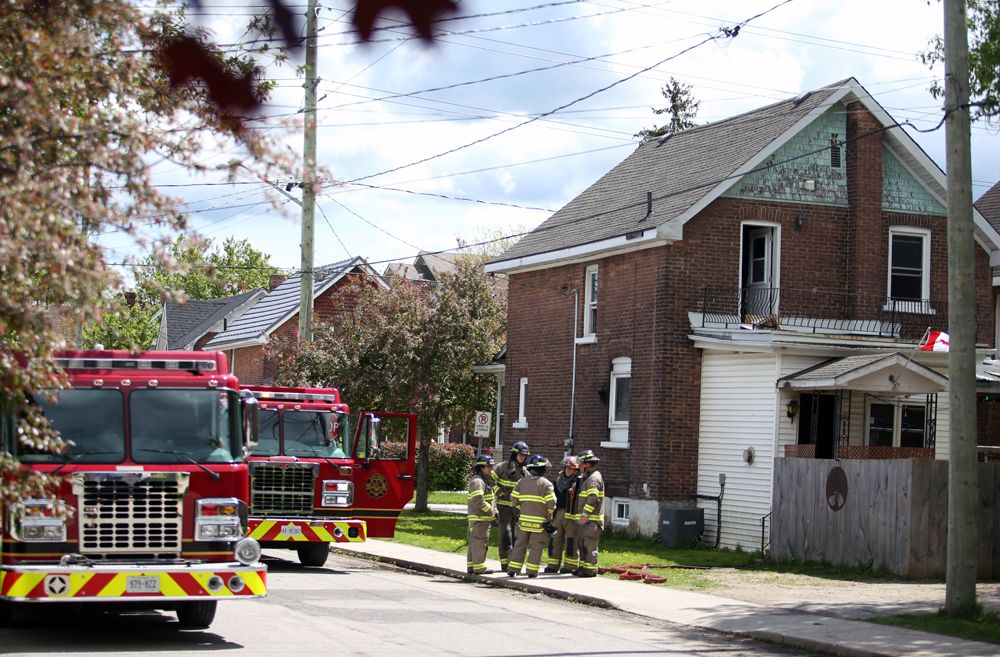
[131,389,241,463]
[252,410,348,459]
[19,389,126,463]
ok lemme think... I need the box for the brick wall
[846,102,885,300]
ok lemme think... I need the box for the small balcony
[699,286,955,341]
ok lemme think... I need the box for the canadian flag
[920,330,950,352]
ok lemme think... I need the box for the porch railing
[783,444,935,460]
[700,287,960,341]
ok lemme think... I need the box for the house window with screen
[887,227,930,311]
[607,357,631,445]
[582,264,598,338]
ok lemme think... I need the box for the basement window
[613,501,630,526]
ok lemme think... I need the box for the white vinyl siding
[697,351,777,551]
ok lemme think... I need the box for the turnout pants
[578,521,602,574]
[507,527,548,575]
[496,505,516,568]
[546,509,574,570]
[466,520,491,573]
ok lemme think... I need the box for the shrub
[379,441,475,491]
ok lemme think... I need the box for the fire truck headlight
[196,497,242,541]
[14,499,67,542]
[234,537,262,565]
[321,480,353,507]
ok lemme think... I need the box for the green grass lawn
[424,491,466,505]
[392,510,758,588]
[871,610,1000,646]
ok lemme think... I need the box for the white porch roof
[777,352,947,394]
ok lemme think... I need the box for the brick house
[203,257,386,384]
[485,78,1000,549]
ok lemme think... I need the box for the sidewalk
[333,538,996,657]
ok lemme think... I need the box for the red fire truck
[0,350,266,628]
[243,385,416,567]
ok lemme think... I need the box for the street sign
[473,411,492,438]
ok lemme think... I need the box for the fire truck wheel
[0,601,16,627]
[297,543,331,567]
[176,600,217,628]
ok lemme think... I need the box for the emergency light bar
[249,390,336,402]
[56,358,218,372]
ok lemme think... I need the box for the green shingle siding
[882,146,946,215]
[722,103,848,206]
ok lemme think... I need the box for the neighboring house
[974,180,1000,451]
[384,251,459,286]
[155,289,266,351]
[485,78,1000,550]
[202,257,386,384]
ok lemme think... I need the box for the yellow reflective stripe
[101,574,128,597]
[158,574,189,598]
[243,570,267,596]
[248,521,273,540]
[583,504,595,513]
[581,488,604,497]
[468,491,483,499]
[496,499,513,506]
[496,479,517,487]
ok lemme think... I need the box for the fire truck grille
[78,475,184,555]
[250,464,315,516]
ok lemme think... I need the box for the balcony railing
[699,287,958,341]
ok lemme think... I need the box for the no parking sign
[474,411,492,438]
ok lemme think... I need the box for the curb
[330,547,615,610]
[331,547,907,657]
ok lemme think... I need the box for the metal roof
[204,257,376,350]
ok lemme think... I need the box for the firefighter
[492,440,529,571]
[572,449,605,578]
[466,453,497,574]
[545,455,579,573]
[507,454,556,578]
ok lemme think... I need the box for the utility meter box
[659,506,704,547]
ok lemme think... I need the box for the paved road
[1,551,818,657]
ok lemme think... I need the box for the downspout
[567,288,579,458]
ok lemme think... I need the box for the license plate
[126,575,160,594]
[280,524,303,537]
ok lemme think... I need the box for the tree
[923,1,1000,122]
[82,296,161,352]
[0,2,289,505]
[634,77,700,142]
[271,257,506,511]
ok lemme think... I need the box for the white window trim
[600,440,629,449]
[736,221,782,302]
[865,398,927,448]
[885,226,931,311]
[582,264,599,337]
[512,377,528,429]
[612,500,630,526]
[607,357,631,445]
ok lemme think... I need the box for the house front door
[797,393,837,459]
[741,226,774,318]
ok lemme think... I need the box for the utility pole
[298,0,319,342]
[943,0,978,615]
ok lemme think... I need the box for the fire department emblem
[365,474,389,499]
[44,574,70,597]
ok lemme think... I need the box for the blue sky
[101,0,1000,278]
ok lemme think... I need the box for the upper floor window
[604,357,631,448]
[583,264,599,337]
[888,227,930,303]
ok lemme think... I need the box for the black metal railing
[700,287,960,341]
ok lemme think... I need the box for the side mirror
[241,395,259,455]
[362,414,381,464]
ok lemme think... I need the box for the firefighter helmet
[526,454,550,474]
[561,456,578,469]
[510,441,530,456]
[577,449,600,464]
[474,453,496,470]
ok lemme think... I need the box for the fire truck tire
[176,600,217,628]
[297,543,331,567]
[0,600,15,627]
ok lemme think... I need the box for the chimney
[269,274,287,291]
[845,101,884,300]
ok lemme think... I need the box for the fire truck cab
[0,350,266,628]
[244,385,416,567]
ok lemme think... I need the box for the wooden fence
[771,458,1000,578]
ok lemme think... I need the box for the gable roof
[976,180,1000,234]
[777,352,947,394]
[203,257,386,350]
[486,78,1000,274]
[161,289,265,350]
[385,251,460,284]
